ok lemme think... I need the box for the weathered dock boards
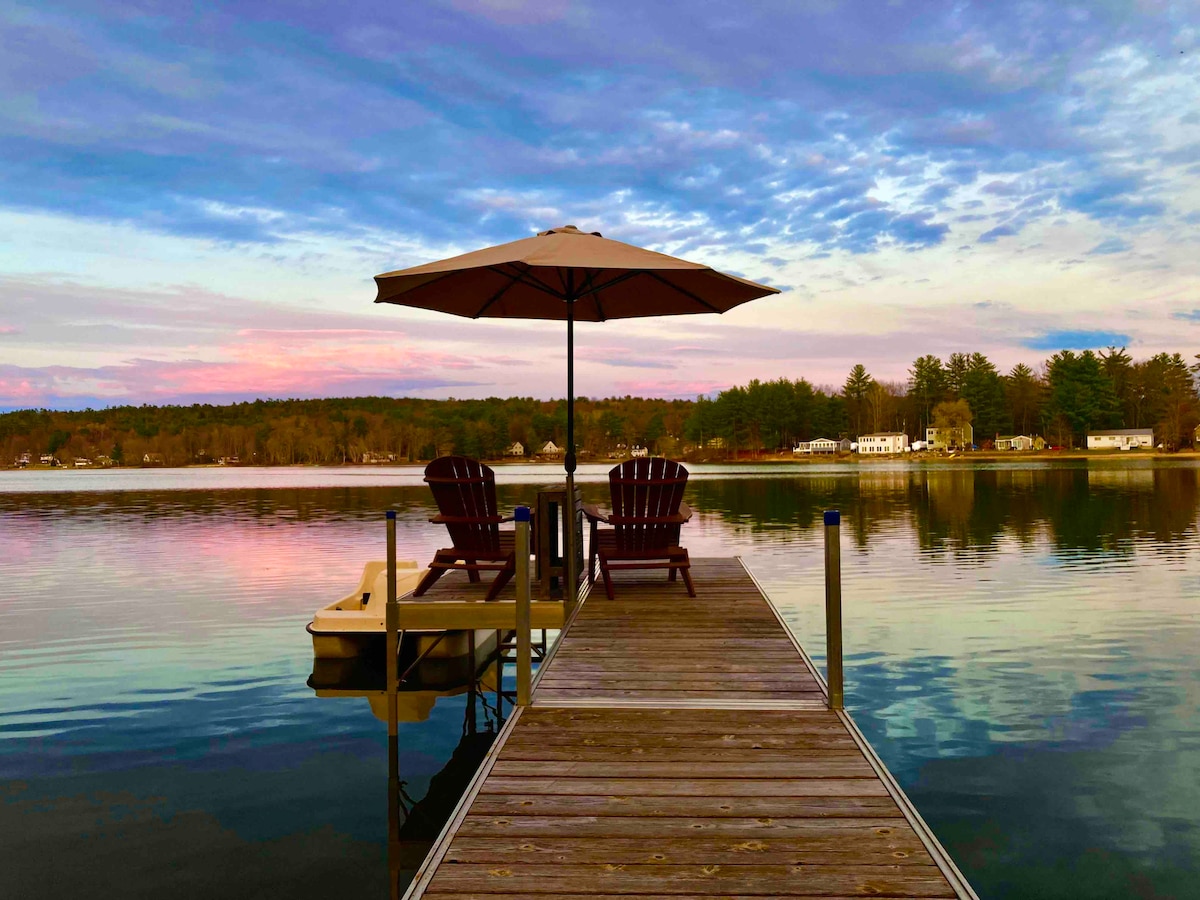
[405,558,977,899]
[536,558,824,707]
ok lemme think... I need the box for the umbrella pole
[565,298,575,475]
[564,298,578,604]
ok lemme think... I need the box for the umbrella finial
[538,225,603,237]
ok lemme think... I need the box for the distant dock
[401,557,978,899]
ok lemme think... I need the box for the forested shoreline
[3,348,1197,466]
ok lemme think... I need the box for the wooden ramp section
[405,558,977,900]
[536,558,824,708]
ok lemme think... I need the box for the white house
[505,442,525,457]
[926,424,974,451]
[540,440,563,457]
[73,457,92,467]
[857,433,909,454]
[792,441,812,455]
[810,438,851,455]
[1087,428,1153,450]
[630,445,649,458]
[996,435,1041,451]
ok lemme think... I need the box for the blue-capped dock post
[824,509,844,710]
[514,506,532,706]
[385,510,399,732]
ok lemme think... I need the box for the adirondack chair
[413,456,516,601]
[583,457,695,601]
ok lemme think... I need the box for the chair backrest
[608,457,689,551]
[424,456,502,554]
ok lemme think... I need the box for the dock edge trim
[738,556,830,702]
[529,578,591,699]
[400,705,525,900]
[838,708,981,900]
[740,556,980,900]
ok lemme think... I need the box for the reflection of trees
[675,465,1200,558]
[6,465,1197,557]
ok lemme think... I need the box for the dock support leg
[824,509,843,711]
[515,506,532,706]
[386,510,399,732]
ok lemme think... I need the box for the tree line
[1,395,691,467]
[685,348,1199,452]
[3,347,1197,466]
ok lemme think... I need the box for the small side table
[535,484,583,600]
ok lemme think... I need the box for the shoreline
[6,449,1197,473]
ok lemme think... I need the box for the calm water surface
[2,461,1198,898]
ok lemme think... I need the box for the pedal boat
[308,560,494,660]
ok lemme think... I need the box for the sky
[1,0,1198,410]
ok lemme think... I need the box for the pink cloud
[0,325,20,334]
[611,378,730,398]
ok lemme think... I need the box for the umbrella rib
[473,265,525,318]
[643,271,723,313]
[474,264,565,318]
[577,270,648,323]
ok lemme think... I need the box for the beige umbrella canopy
[374,225,780,472]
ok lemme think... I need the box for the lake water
[2,460,1198,898]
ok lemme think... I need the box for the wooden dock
[402,557,978,899]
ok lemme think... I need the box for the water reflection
[687,462,1200,558]
[2,460,1199,899]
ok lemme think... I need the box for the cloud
[979,224,1018,243]
[1022,330,1131,351]
[1087,237,1130,255]
[1,1,1199,406]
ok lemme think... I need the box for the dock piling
[824,509,844,710]
[385,510,399,732]
[514,506,532,706]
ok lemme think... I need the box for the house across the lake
[630,445,648,458]
[504,442,525,457]
[858,433,909,454]
[995,435,1043,451]
[1087,428,1153,450]
[926,424,974,451]
[810,437,851,455]
[143,453,165,465]
[539,440,563,457]
[792,441,812,455]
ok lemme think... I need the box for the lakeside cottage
[1087,428,1153,450]
[792,441,812,455]
[504,442,524,457]
[809,437,851,454]
[540,440,563,457]
[996,435,1043,451]
[858,433,910,454]
[630,445,648,458]
[926,424,974,451]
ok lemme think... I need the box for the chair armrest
[430,514,507,525]
[678,501,694,523]
[608,514,691,525]
[582,502,610,523]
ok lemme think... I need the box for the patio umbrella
[373,224,780,474]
